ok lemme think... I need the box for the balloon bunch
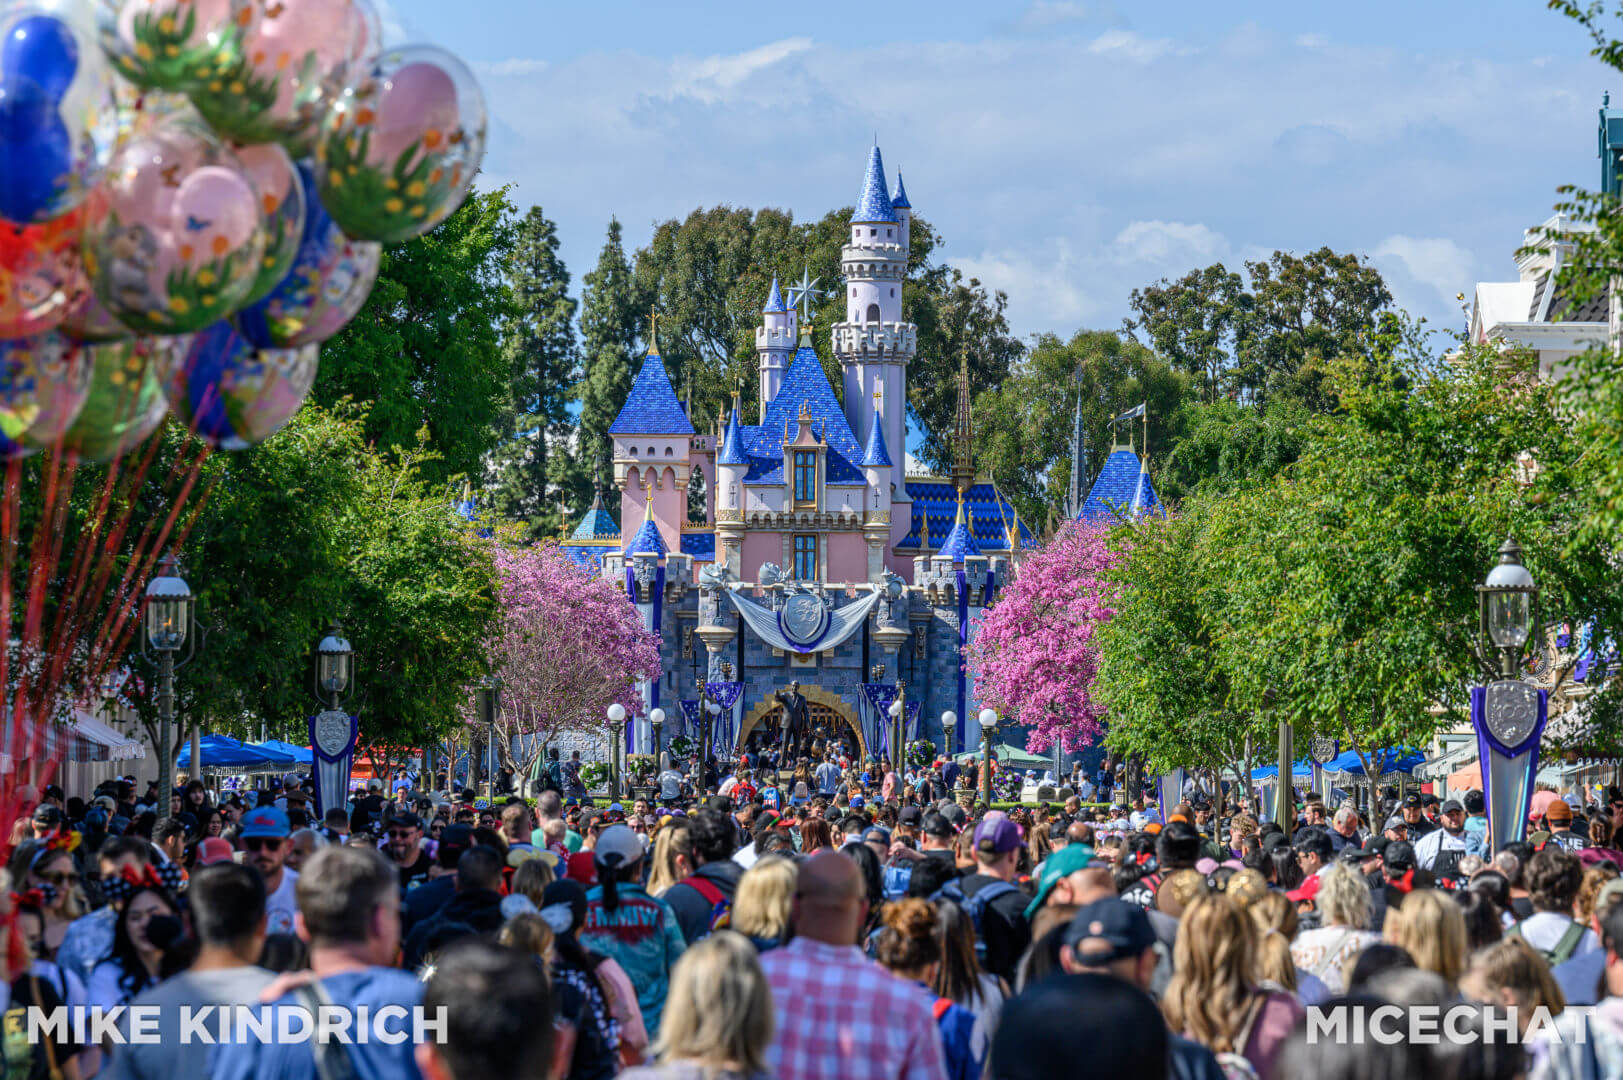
[0,0,485,459]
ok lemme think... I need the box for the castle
[561,145,1157,766]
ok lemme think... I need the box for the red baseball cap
[196,837,236,866]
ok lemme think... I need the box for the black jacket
[959,872,1032,985]
[401,873,456,934]
[401,887,505,969]
[663,860,744,944]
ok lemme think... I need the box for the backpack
[931,879,1019,962]
[680,874,732,936]
[1507,918,1587,967]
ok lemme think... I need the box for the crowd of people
[7,759,1623,1080]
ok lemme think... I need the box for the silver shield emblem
[1483,681,1540,749]
[781,592,828,646]
[314,709,352,756]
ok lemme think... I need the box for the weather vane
[786,266,828,322]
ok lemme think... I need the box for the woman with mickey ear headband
[538,879,623,1080]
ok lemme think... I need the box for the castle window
[665,447,674,456]
[866,304,881,324]
[793,451,817,506]
[890,288,896,297]
[887,228,892,238]
[869,228,876,237]
[793,534,818,580]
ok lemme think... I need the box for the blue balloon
[2,15,77,101]
[0,78,71,223]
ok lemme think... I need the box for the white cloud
[468,19,1601,341]
[668,37,813,103]
[1111,221,1230,266]
[1295,32,1329,48]
[1086,30,1182,63]
[476,58,550,79]
[1372,235,1477,306]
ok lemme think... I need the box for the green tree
[314,188,518,488]
[974,330,1191,528]
[1124,264,1249,404]
[1156,397,1318,503]
[577,218,641,490]
[486,206,579,540]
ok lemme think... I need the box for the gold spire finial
[642,475,655,522]
[951,349,975,499]
[647,306,660,356]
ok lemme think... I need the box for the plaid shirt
[760,937,948,1080]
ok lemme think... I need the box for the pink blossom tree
[968,521,1125,753]
[477,544,661,778]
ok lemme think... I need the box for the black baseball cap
[898,806,923,827]
[921,812,954,839]
[1063,897,1157,965]
[940,803,968,831]
[390,812,423,831]
[1384,840,1416,872]
[1401,794,1421,809]
[1344,835,1389,862]
[1439,799,1464,815]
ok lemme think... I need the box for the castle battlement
[832,322,917,359]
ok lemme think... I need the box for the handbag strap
[294,980,358,1080]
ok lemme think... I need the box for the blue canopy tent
[1323,748,1425,777]
[253,740,313,765]
[1250,760,1315,782]
[176,735,297,771]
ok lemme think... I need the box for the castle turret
[861,391,893,580]
[891,171,912,257]
[715,400,749,578]
[608,316,695,553]
[834,144,914,505]
[756,274,795,411]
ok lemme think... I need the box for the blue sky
[386,0,1615,344]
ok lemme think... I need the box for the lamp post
[650,707,665,765]
[315,620,353,708]
[143,554,195,808]
[606,702,627,799]
[1478,537,1538,680]
[941,711,957,760]
[888,679,907,774]
[978,708,998,805]
[475,675,501,798]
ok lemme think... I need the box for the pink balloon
[172,166,258,261]
[248,0,360,116]
[369,61,458,169]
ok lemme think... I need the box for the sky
[385,0,1617,346]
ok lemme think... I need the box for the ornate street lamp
[143,554,196,807]
[606,702,627,798]
[978,708,998,805]
[650,707,665,763]
[314,620,352,708]
[888,679,908,775]
[941,711,957,760]
[476,675,502,797]
[1478,538,1538,680]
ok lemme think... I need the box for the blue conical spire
[934,496,982,564]
[891,171,911,209]
[861,407,892,468]
[763,274,786,314]
[851,145,897,224]
[718,406,749,466]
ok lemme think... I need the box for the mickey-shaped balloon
[0,9,117,224]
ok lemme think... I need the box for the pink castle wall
[741,532,781,583]
[827,532,867,584]
[621,465,684,553]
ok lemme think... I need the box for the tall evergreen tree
[486,206,578,540]
[577,218,641,498]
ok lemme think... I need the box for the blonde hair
[28,847,86,920]
[498,913,554,980]
[1464,936,1565,1022]
[1243,891,1298,993]
[1576,865,1619,927]
[647,823,689,898]
[510,857,555,906]
[1163,894,1260,1053]
[1383,889,1468,984]
[732,856,795,942]
[653,931,774,1074]
[1316,862,1372,930]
